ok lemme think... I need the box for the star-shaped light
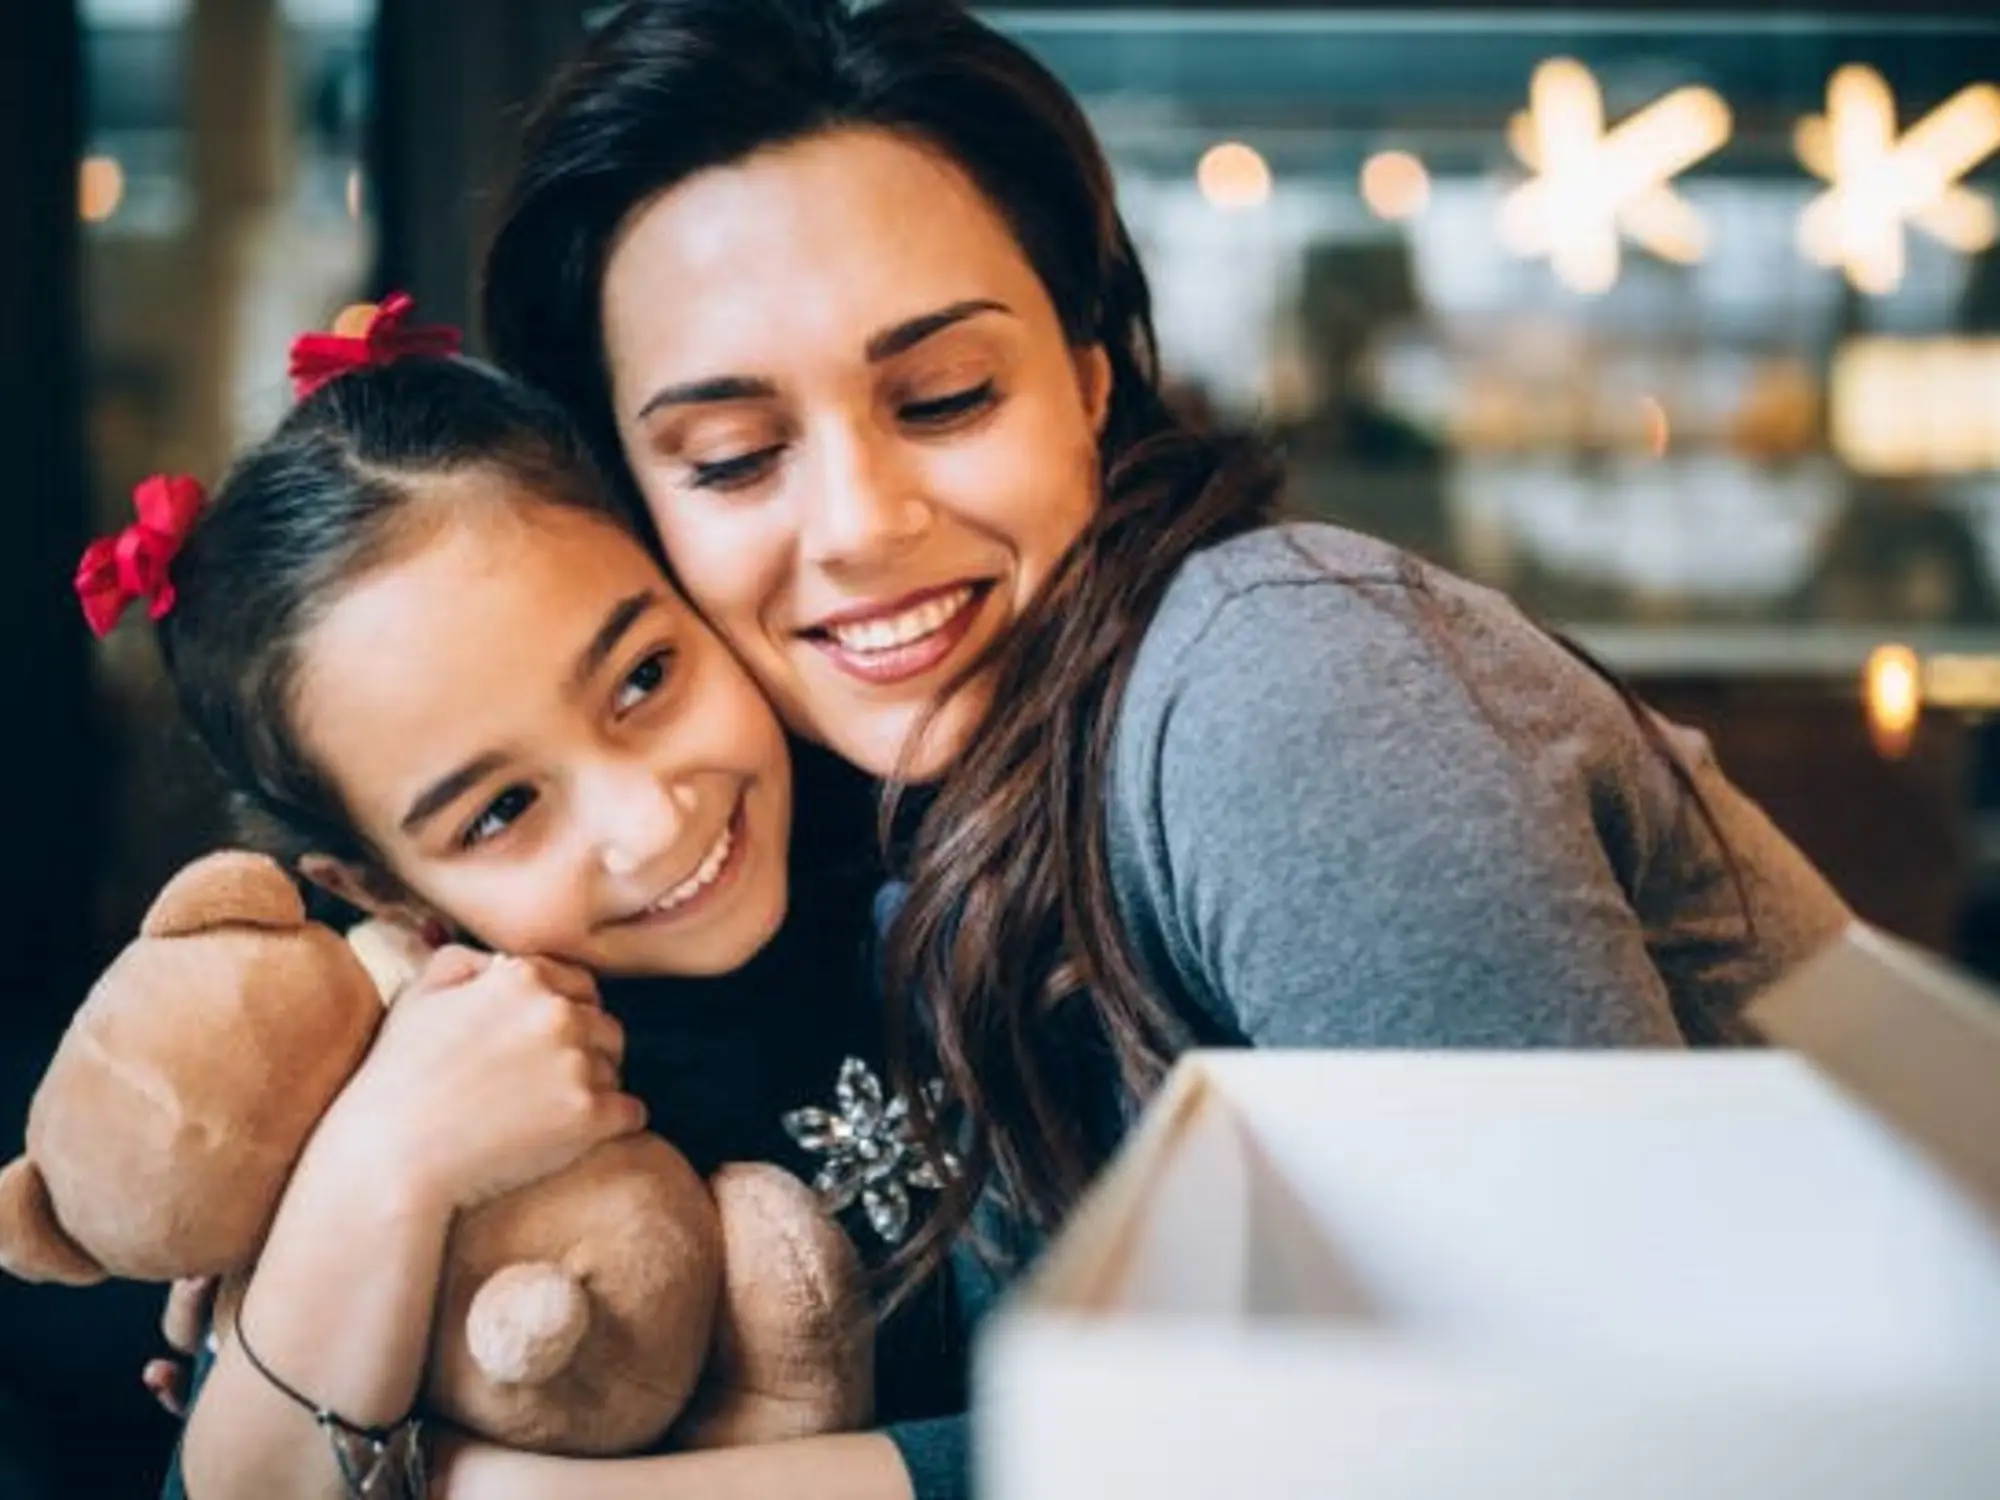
[1796,66,2000,295]
[783,1057,957,1246]
[1500,58,1732,295]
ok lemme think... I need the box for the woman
[466,0,1848,1496]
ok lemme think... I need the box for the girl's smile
[597,789,749,930]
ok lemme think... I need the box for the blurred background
[3,1,1998,1493]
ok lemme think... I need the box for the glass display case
[989,7,2000,672]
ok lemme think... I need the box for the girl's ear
[296,853,448,942]
[1073,342,1113,440]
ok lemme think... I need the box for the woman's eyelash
[689,447,782,490]
[683,383,996,488]
[903,381,997,425]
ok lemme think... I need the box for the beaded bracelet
[234,1316,428,1500]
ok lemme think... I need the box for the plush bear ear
[0,1156,106,1286]
[141,851,307,940]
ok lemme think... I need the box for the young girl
[90,307,946,1500]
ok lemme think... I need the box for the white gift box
[976,924,2000,1499]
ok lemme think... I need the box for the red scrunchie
[76,473,207,638]
[286,292,462,399]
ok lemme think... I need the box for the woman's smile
[798,580,998,687]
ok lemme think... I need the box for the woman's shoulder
[1147,521,1414,623]
[1126,522,1554,724]
[1110,520,1673,841]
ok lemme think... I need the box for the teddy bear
[0,850,873,1456]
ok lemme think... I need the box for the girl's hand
[313,946,645,1215]
[142,1274,217,1416]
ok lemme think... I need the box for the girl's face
[294,479,791,977]
[601,127,1111,781]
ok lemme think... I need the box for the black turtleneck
[597,739,967,1431]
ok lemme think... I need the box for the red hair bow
[75,473,207,639]
[286,292,462,399]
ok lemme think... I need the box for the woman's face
[601,127,1111,781]
[295,484,791,977]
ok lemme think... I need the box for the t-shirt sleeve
[1106,540,1847,1050]
[1613,710,1851,1042]
[156,1337,217,1500]
[883,1413,970,1500]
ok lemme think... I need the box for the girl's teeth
[651,820,733,914]
[827,587,973,654]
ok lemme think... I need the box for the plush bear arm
[673,1163,874,1449]
[0,1156,106,1285]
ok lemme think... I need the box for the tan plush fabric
[0,850,870,1454]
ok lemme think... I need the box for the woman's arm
[429,1377,970,1500]
[1105,529,1847,1049]
[1618,714,1850,1042]
[434,1431,916,1500]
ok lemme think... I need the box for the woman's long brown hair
[876,425,1289,1299]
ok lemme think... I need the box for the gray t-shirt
[1105,521,1851,1051]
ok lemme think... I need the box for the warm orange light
[1197,142,1272,211]
[1925,654,2000,710]
[1502,58,1731,294]
[1797,66,2000,295]
[1863,643,1922,759]
[1637,395,1671,459]
[346,168,364,220]
[1360,150,1430,221]
[1831,337,2000,475]
[79,156,125,223]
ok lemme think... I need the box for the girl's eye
[901,381,997,428]
[689,447,782,491]
[462,785,536,850]
[613,648,676,714]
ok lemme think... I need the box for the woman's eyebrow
[635,374,778,424]
[865,299,1013,362]
[632,300,1012,423]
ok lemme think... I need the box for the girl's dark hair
[159,356,625,871]
[482,0,1743,1300]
